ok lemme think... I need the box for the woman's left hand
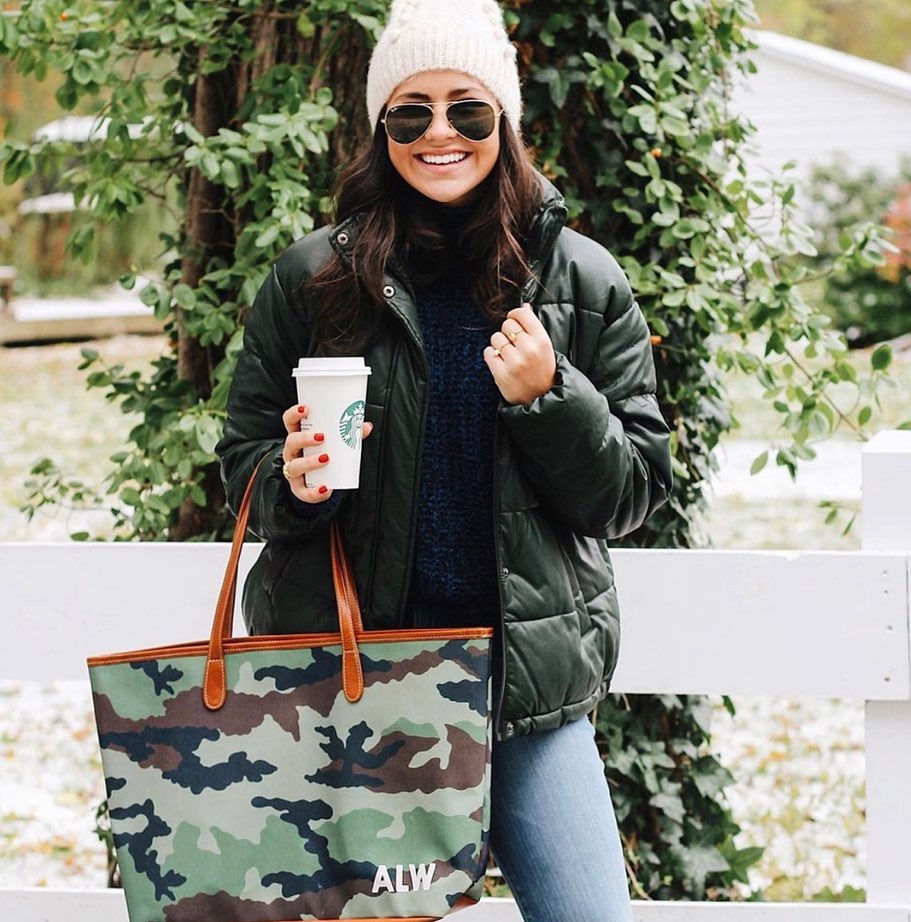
[484,304,556,406]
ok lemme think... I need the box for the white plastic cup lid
[292,356,371,377]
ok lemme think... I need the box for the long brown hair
[302,117,543,353]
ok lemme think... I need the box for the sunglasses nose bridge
[423,103,458,140]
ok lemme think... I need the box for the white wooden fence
[1,429,910,921]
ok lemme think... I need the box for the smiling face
[384,70,502,207]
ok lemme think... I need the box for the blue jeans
[407,602,631,919]
[490,714,634,922]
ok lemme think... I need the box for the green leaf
[2,148,34,184]
[607,11,623,38]
[55,77,79,110]
[626,19,651,43]
[650,791,686,823]
[749,451,768,475]
[255,224,281,249]
[182,122,205,145]
[535,67,572,109]
[71,57,96,85]
[220,159,240,189]
[871,345,892,372]
[195,417,220,455]
[140,284,161,308]
[678,845,730,882]
[121,487,142,507]
[650,316,669,336]
[0,15,20,53]
[173,284,196,309]
[200,151,219,179]
[296,13,316,38]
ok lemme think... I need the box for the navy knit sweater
[409,256,501,613]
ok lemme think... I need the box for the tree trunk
[325,22,373,164]
[172,48,236,540]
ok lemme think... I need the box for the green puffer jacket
[217,177,672,741]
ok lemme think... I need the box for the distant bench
[1,430,910,920]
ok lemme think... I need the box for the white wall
[734,32,911,182]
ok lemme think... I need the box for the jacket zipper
[384,278,430,620]
[494,283,549,740]
[492,414,510,741]
[364,341,400,610]
[399,361,429,618]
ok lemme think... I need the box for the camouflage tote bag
[87,466,494,922]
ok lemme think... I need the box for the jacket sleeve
[499,255,673,540]
[215,255,342,542]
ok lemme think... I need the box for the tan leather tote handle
[204,455,364,709]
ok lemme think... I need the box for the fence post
[862,430,911,905]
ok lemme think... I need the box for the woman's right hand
[280,404,374,504]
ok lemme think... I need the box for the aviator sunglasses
[381,99,503,145]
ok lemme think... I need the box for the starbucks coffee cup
[291,357,372,489]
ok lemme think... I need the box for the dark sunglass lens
[385,105,432,143]
[449,100,496,141]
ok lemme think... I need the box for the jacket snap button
[382,285,395,298]
[501,567,509,579]
[336,232,349,246]
[505,722,515,737]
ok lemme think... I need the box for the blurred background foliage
[753,0,911,70]
[803,158,911,347]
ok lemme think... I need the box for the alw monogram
[372,862,437,894]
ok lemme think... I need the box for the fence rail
[4,889,911,920]
[2,430,910,919]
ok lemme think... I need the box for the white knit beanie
[366,0,522,135]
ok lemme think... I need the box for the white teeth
[419,152,469,165]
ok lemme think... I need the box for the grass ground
[719,335,911,442]
[0,335,162,541]
[2,331,907,898]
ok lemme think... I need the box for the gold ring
[492,347,502,358]
[282,461,294,481]
[506,330,519,344]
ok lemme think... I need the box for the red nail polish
[318,485,328,494]
[298,405,306,414]
[318,453,329,463]
[314,433,325,443]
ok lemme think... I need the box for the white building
[735,30,911,182]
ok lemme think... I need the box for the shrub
[804,159,911,347]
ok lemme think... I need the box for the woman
[217,0,673,918]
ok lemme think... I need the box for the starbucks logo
[339,400,366,450]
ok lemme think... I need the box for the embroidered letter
[372,865,394,894]
[410,862,436,891]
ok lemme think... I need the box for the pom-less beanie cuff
[366,0,522,134]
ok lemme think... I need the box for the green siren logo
[339,399,366,449]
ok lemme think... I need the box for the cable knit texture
[366,0,521,133]
[408,207,501,610]
[411,272,500,608]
